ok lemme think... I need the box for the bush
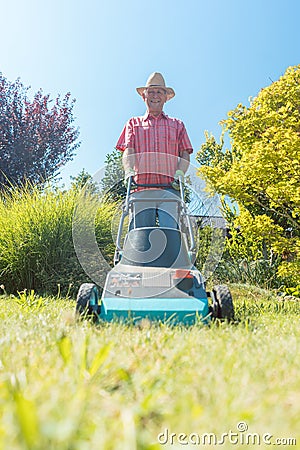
[0,184,116,295]
[213,257,282,290]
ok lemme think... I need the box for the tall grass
[213,257,282,290]
[195,225,283,290]
[0,184,115,295]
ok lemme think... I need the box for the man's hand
[124,167,136,187]
[172,169,185,190]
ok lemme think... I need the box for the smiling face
[142,88,167,116]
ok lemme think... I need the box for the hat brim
[136,86,175,101]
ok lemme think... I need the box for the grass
[0,285,299,450]
[0,184,115,295]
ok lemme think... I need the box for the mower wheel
[211,285,234,321]
[75,283,100,323]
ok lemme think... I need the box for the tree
[196,65,300,290]
[100,148,126,200]
[70,169,100,195]
[0,73,80,188]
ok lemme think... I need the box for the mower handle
[130,181,173,188]
[118,175,195,253]
[125,176,184,209]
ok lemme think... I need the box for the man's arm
[172,150,191,189]
[122,147,135,171]
[177,150,190,174]
[122,147,136,184]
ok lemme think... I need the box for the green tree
[100,148,126,200]
[197,65,300,290]
[70,169,100,195]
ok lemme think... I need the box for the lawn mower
[75,177,234,325]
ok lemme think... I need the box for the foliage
[0,286,299,449]
[197,65,300,290]
[195,225,214,270]
[0,183,116,295]
[70,168,100,195]
[0,73,80,188]
[100,148,126,200]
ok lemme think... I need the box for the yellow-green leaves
[197,65,300,289]
[57,334,72,365]
[88,343,112,378]
[5,377,40,450]
[14,391,39,450]
[57,333,112,379]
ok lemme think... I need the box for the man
[116,72,193,229]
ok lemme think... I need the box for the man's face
[143,88,167,116]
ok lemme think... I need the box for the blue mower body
[99,227,210,325]
[75,179,234,325]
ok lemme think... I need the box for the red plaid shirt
[116,112,193,187]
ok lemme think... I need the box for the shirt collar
[142,111,168,121]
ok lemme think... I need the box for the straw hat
[136,72,175,101]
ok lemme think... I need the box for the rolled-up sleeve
[116,119,134,152]
[178,123,193,156]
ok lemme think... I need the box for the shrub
[0,184,116,295]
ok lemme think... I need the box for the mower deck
[100,262,209,324]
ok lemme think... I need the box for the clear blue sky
[1,0,299,186]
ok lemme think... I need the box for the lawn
[0,285,299,449]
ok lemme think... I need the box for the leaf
[14,391,39,449]
[88,343,112,377]
[79,335,89,378]
[57,334,72,365]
